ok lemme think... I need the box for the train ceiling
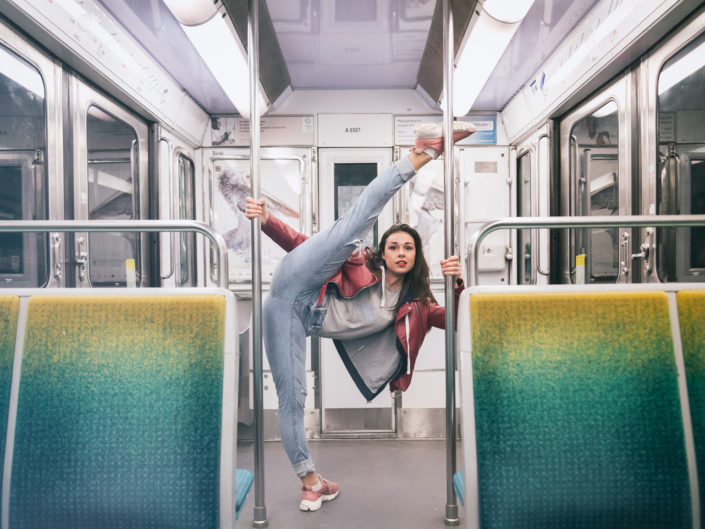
[97,0,599,115]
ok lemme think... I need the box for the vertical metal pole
[249,0,268,527]
[442,0,459,525]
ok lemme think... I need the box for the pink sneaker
[410,121,476,159]
[299,476,339,512]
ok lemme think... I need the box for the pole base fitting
[252,506,268,528]
[445,503,460,526]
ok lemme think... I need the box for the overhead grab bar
[0,220,229,289]
[467,215,705,286]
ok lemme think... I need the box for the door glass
[657,31,705,280]
[571,101,619,283]
[517,152,532,284]
[691,159,705,268]
[0,45,48,287]
[406,159,445,279]
[212,157,302,283]
[86,105,139,286]
[177,153,196,286]
[334,163,378,248]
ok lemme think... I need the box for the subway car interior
[1,0,705,527]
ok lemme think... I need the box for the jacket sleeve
[261,214,309,252]
[428,278,465,329]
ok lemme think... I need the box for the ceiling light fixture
[452,0,535,116]
[163,0,268,118]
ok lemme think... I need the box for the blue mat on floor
[453,472,464,506]
[236,469,254,519]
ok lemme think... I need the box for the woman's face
[382,231,416,278]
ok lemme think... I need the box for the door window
[177,153,196,286]
[86,105,139,286]
[0,44,48,287]
[517,152,532,284]
[334,163,378,248]
[570,101,620,282]
[657,31,705,280]
[212,156,303,283]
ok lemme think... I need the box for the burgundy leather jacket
[263,214,464,398]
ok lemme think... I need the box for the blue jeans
[263,157,416,477]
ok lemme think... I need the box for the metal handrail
[467,214,705,286]
[441,0,459,525]
[0,220,229,289]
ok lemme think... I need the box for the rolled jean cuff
[293,457,316,478]
[395,156,416,182]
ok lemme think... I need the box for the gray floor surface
[236,439,463,529]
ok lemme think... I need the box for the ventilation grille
[417,0,477,104]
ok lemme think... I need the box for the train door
[158,129,198,287]
[0,23,63,287]
[559,76,633,284]
[69,79,149,287]
[515,128,550,285]
[641,18,705,282]
[317,147,395,436]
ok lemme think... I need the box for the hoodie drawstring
[405,312,411,375]
[379,266,386,307]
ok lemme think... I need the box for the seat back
[463,290,691,529]
[9,293,231,529]
[0,296,19,522]
[678,289,705,525]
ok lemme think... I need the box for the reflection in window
[517,153,532,284]
[657,31,705,280]
[86,105,139,286]
[177,154,196,286]
[570,101,619,283]
[0,45,48,286]
[691,160,705,268]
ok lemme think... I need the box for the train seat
[457,287,693,529]
[0,296,19,522]
[4,289,244,528]
[678,289,705,524]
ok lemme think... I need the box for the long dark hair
[367,224,436,310]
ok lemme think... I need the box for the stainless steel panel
[0,20,63,287]
[559,75,632,283]
[70,78,149,287]
[641,12,705,282]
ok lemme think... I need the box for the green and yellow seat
[4,290,243,528]
[679,289,705,525]
[457,287,693,529]
[0,296,19,522]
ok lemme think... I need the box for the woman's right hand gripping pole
[245,196,269,226]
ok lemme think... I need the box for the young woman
[245,122,474,512]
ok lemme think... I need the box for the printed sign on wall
[394,114,497,145]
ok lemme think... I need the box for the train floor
[236,438,460,529]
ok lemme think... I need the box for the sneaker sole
[299,491,339,512]
[413,121,476,138]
